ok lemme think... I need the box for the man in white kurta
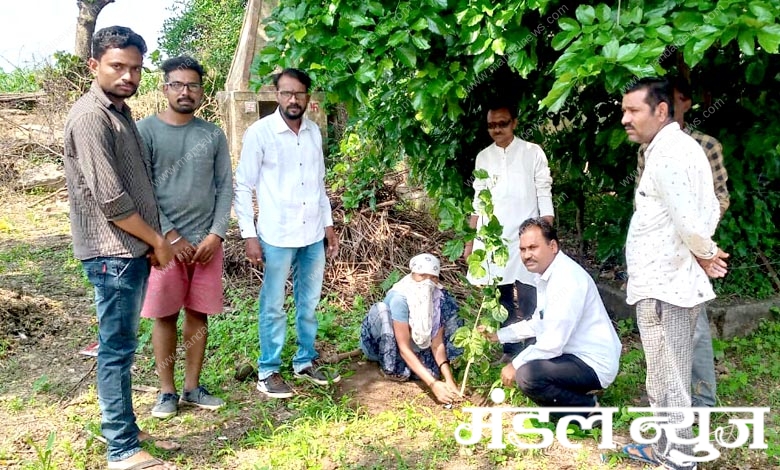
[621,78,728,470]
[464,104,554,362]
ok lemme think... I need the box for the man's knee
[515,363,549,395]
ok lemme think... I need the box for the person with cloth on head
[360,253,464,405]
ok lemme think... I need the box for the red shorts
[140,245,224,318]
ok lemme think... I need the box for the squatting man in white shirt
[479,217,621,414]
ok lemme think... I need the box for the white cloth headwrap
[409,253,441,277]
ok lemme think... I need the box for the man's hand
[476,325,499,343]
[325,226,339,259]
[696,248,729,278]
[191,234,222,264]
[501,363,517,388]
[245,238,263,266]
[166,230,195,264]
[152,236,175,269]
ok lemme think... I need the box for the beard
[281,103,305,120]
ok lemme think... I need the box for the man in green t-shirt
[137,56,233,419]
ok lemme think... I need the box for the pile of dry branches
[223,193,470,310]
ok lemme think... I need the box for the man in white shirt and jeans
[480,218,621,411]
[620,78,729,470]
[464,101,555,364]
[234,68,340,398]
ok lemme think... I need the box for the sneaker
[180,386,225,410]
[256,372,294,398]
[294,363,342,386]
[151,392,180,419]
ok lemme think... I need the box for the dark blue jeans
[82,256,150,462]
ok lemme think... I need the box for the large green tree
[253,0,779,298]
[159,0,248,92]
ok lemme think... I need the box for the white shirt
[468,137,554,286]
[496,252,621,388]
[234,108,333,247]
[626,122,719,307]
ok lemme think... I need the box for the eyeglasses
[165,82,203,92]
[487,120,513,130]
[278,90,308,100]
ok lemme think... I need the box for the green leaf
[430,0,448,8]
[491,37,506,55]
[354,63,377,84]
[673,11,701,31]
[602,38,619,60]
[292,28,307,41]
[490,302,509,323]
[720,25,739,46]
[616,43,640,62]
[411,35,431,50]
[396,45,418,67]
[541,78,573,113]
[442,239,465,261]
[745,60,766,85]
[687,36,717,66]
[452,326,471,348]
[551,30,578,51]
[738,29,756,56]
[558,17,580,32]
[656,25,673,42]
[749,2,774,23]
[757,24,780,53]
[388,30,408,47]
[595,4,611,23]
[473,168,489,179]
[576,5,596,25]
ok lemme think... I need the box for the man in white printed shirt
[234,68,340,399]
[480,218,621,411]
[464,101,555,364]
[620,78,729,470]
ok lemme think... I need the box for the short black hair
[625,77,675,118]
[273,68,312,92]
[486,98,518,119]
[519,217,558,244]
[670,75,692,101]
[92,26,147,61]
[161,56,205,82]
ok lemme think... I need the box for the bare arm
[112,213,174,267]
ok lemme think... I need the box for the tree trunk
[74,0,115,61]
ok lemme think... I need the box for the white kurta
[468,137,554,286]
[626,122,720,307]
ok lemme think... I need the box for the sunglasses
[487,120,513,130]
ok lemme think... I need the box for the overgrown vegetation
[0,69,39,93]
[252,0,780,299]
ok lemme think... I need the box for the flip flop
[107,456,170,469]
[622,443,661,466]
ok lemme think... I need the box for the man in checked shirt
[636,76,729,410]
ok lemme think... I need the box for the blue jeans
[691,307,717,407]
[82,256,150,462]
[257,239,325,380]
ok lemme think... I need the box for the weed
[32,375,51,393]
[26,432,56,470]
